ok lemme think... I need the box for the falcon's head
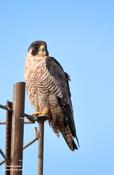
[28,40,49,57]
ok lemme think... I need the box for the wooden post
[10,82,25,175]
[38,121,44,175]
[5,101,13,175]
[37,115,49,175]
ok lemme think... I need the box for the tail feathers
[60,126,78,151]
[63,133,78,151]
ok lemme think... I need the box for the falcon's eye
[31,45,38,56]
[38,44,46,52]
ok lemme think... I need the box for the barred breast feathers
[24,55,62,98]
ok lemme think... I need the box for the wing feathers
[46,56,79,149]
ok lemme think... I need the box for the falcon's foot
[32,107,49,117]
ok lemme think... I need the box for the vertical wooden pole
[5,101,12,175]
[10,82,25,175]
[38,121,44,175]
[37,115,49,175]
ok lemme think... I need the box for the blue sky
[0,0,114,174]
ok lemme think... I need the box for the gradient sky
[0,0,114,174]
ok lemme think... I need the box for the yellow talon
[32,108,49,117]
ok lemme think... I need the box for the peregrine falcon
[24,40,79,151]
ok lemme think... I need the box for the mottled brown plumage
[24,40,79,151]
